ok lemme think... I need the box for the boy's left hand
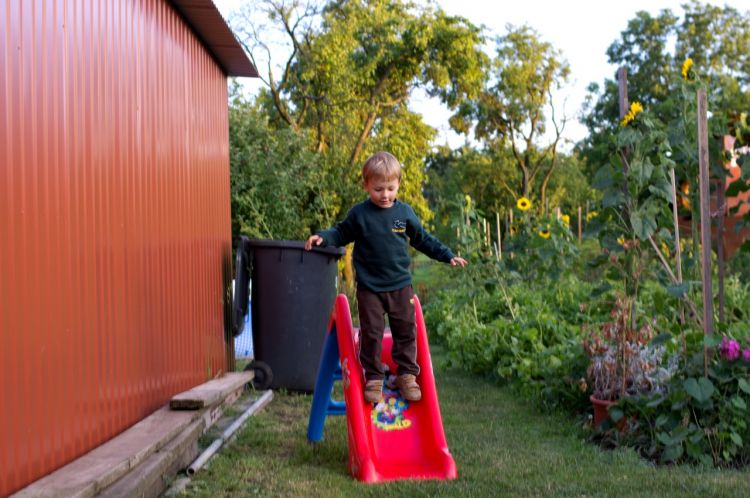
[450,257,468,267]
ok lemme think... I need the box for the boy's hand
[450,256,468,267]
[305,235,323,251]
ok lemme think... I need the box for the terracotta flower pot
[590,395,625,430]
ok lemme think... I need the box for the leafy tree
[424,143,593,254]
[580,1,750,173]
[231,0,487,221]
[545,152,597,217]
[425,145,517,242]
[228,85,336,241]
[452,25,571,210]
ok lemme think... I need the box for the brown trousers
[356,285,419,381]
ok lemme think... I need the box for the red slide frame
[332,293,457,483]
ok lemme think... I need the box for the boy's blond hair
[362,151,401,183]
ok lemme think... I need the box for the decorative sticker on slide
[371,389,412,431]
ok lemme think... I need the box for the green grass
[177,346,750,497]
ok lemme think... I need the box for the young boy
[304,151,467,403]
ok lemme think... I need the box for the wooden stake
[618,67,629,121]
[670,168,685,324]
[697,89,713,336]
[496,212,502,260]
[717,178,725,323]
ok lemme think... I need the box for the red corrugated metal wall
[0,1,233,494]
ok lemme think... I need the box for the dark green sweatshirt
[317,199,455,292]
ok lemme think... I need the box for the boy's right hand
[304,235,323,251]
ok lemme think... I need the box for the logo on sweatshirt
[392,219,406,233]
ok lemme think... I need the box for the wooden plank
[14,372,254,498]
[697,88,713,335]
[170,371,254,410]
[12,408,198,498]
[97,420,203,498]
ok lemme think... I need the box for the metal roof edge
[169,0,259,78]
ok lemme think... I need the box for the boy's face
[364,177,400,209]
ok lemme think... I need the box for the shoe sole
[364,393,382,403]
[400,391,421,401]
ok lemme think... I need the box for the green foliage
[424,273,604,412]
[620,333,750,467]
[544,152,598,215]
[425,146,593,254]
[587,100,681,306]
[228,89,335,240]
[502,205,579,282]
[425,146,518,241]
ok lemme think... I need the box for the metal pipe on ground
[186,390,274,476]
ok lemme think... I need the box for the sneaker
[364,379,383,403]
[395,374,421,401]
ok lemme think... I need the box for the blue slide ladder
[307,325,346,442]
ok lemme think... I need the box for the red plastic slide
[332,294,457,483]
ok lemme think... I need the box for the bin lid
[245,239,345,258]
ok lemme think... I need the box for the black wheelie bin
[234,237,344,392]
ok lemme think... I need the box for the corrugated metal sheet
[1,1,234,494]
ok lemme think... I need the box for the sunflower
[516,197,532,211]
[681,58,694,80]
[538,227,551,239]
[586,211,598,222]
[620,101,644,127]
[561,214,570,225]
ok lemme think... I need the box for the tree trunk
[350,111,378,167]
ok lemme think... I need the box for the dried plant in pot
[582,296,674,425]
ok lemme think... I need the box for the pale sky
[213,0,748,148]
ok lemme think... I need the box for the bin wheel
[245,360,273,390]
